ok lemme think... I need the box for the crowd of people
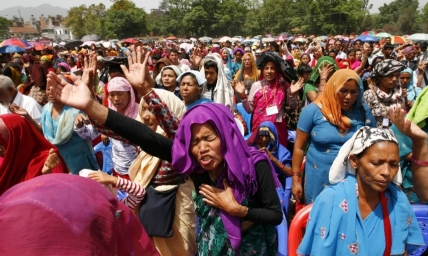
[1,34,428,255]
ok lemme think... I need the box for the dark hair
[334,39,342,45]
[108,65,124,75]
[152,54,162,61]
[4,62,21,70]
[297,64,312,75]
[347,49,356,55]
[328,49,337,56]
[270,41,279,52]
[169,49,179,55]
[57,66,68,72]
[203,60,218,73]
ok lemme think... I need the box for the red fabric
[0,114,67,195]
[112,169,130,181]
[381,192,392,256]
[0,174,160,255]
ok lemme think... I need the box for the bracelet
[411,157,428,166]
[292,172,302,177]
[240,93,248,100]
[280,164,285,169]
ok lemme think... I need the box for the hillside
[0,4,68,22]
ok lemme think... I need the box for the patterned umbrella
[28,41,45,51]
[81,34,101,42]
[389,36,406,45]
[0,38,31,48]
[375,32,392,39]
[0,45,25,53]
[360,31,376,36]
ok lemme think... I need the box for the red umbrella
[124,38,137,44]
[28,41,46,51]
[0,38,31,48]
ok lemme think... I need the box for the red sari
[0,114,67,195]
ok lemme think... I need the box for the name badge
[382,117,389,127]
[266,105,279,116]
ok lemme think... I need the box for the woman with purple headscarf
[48,74,283,255]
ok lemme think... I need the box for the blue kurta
[297,103,376,203]
[297,175,424,256]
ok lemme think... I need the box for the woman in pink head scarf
[75,77,139,180]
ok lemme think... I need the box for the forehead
[341,79,358,89]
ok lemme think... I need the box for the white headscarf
[329,127,402,186]
[200,54,234,109]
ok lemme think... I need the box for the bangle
[411,157,428,166]
[320,78,327,81]
[292,172,301,177]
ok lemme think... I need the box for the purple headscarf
[171,103,280,251]
[233,48,244,56]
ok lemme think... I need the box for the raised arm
[389,104,428,201]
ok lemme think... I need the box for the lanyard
[380,192,392,256]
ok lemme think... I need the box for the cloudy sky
[0,0,427,13]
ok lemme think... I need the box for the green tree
[0,17,12,38]
[374,0,419,34]
[65,5,88,39]
[105,1,148,38]
[421,3,428,32]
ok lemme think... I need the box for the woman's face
[235,51,243,62]
[139,101,159,131]
[356,51,362,60]
[78,54,84,63]
[161,69,177,89]
[190,123,223,172]
[379,71,400,91]
[348,52,355,62]
[314,49,322,58]
[263,61,276,82]
[180,75,201,105]
[400,72,411,88]
[258,135,270,148]
[301,55,310,64]
[337,79,359,111]
[221,50,228,60]
[243,55,252,69]
[350,141,400,192]
[108,91,130,114]
[67,57,74,66]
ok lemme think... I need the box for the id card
[266,105,279,116]
[382,117,389,127]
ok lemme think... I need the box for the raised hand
[389,104,427,141]
[121,46,149,90]
[88,170,118,185]
[74,113,89,128]
[232,80,245,94]
[290,77,305,94]
[81,52,97,89]
[47,72,93,111]
[318,61,334,80]
[42,148,61,174]
[9,103,29,118]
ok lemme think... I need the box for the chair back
[409,204,428,256]
[288,204,312,256]
[93,142,113,175]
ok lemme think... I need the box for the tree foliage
[374,0,420,34]
[66,0,148,40]
[0,17,13,38]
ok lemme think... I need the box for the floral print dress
[193,182,277,256]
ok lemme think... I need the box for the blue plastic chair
[236,103,252,140]
[93,142,113,175]
[409,204,428,256]
[93,142,128,200]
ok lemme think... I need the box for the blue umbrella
[353,35,379,43]
[0,45,25,54]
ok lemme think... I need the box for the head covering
[200,54,234,108]
[0,114,67,196]
[57,62,70,72]
[244,46,251,52]
[307,56,339,86]
[13,53,21,59]
[401,67,421,103]
[371,59,405,78]
[402,46,416,55]
[220,47,233,71]
[255,121,291,175]
[329,126,402,185]
[155,65,182,87]
[177,70,207,87]
[153,57,172,79]
[406,86,428,128]
[2,67,21,87]
[40,55,51,62]
[209,47,220,54]
[171,103,280,250]
[233,48,244,56]
[107,77,139,119]
[0,174,159,255]
[314,69,363,131]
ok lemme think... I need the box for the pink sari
[248,75,289,147]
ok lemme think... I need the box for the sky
[0,0,427,14]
